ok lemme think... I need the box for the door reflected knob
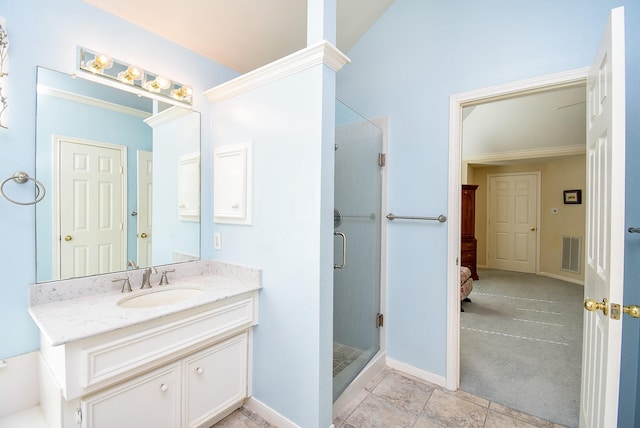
[624,305,640,319]
[140,233,148,238]
[64,235,73,241]
[584,298,608,316]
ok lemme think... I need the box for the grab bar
[334,231,347,269]
[386,213,447,223]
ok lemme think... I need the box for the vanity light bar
[78,47,193,106]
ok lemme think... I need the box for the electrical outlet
[214,232,222,250]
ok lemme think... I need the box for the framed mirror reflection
[35,67,201,283]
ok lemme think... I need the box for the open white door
[580,6,625,428]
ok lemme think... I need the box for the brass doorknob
[584,298,608,316]
[64,235,72,241]
[624,305,640,319]
[530,227,537,231]
[140,233,148,238]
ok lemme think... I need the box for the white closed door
[137,150,153,267]
[487,173,538,273]
[58,139,126,279]
[580,7,626,428]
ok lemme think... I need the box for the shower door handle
[334,231,347,269]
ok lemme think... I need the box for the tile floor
[214,367,566,428]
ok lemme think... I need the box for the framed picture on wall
[563,189,582,204]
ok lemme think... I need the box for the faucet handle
[113,276,132,293]
[159,269,176,286]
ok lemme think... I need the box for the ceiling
[82,0,586,159]
[83,0,395,73]
[462,84,587,163]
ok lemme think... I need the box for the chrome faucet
[113,276,132,293]
[159,269,176,285]
[141,267,157,289]
[127,260,139,270]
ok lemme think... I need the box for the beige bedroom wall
[466,154,586,283]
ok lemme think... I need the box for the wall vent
[562,235,581,273]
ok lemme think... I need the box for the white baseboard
[244,396,300,428]
[0,352,39,419]
[539,271,584,286]
[386,357,447,389]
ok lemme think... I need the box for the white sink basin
[118,288,203,308]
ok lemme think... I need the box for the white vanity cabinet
[184,332,248,427]
[37,290,258,428]
[80,362,182,428]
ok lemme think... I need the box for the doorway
[333,100,384,403]
[447,70,589,426]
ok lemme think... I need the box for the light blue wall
[210,64,336,427]
[35,83,152,280]
[337,0,640,426]
[152,111,200,264]
[0,0,237,359]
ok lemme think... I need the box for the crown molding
[144,105,193,128]
[37,84,151,119]
[464,144,586,164]
[205,40,350,104]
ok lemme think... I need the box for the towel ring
[0,172,46,205]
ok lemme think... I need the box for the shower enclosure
[333,100,383,401]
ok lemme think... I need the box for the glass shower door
[333,100,382,401]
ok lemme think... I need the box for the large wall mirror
[35,67,201,283]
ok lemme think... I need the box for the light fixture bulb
[117,66,143,84]
[171,85,193,100]
[86,53,113,73]
[143,76,172,93]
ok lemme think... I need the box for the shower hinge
[378,153,386,167]
[376,313,384,328]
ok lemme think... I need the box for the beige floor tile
[371,370,435,414]
[484,410,542,428]
[212,410,260,428]
[413,416,447,427]
[454,389,490,408]
[335,389,370,421]
[423,389,488,428]
[365,366,392,392]
[344,393,418,428]
[489,402,557,427]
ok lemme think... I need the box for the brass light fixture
[117,65,143,84]
[78,47,193,107]
[143,75,171,93]
[171,85,193,101]
[85,53,113,74]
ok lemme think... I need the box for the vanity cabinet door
[184,332,248,428]
[80,362,181,428]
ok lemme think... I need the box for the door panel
[580,7,625,427]
[59,139,125,279]
[488,173,538,273]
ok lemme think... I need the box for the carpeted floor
[460,268,583,428]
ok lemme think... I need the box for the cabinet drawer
[79,295,254,394]
[461,240,476,252]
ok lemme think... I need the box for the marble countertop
[28,273,260,347]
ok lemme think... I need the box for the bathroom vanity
[29,261,260,428]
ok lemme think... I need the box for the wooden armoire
[461,184,479,280]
